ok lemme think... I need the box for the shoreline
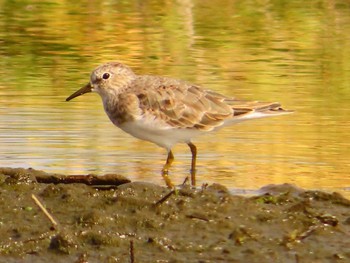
[0,167,349,262]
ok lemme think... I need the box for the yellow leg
[162,150,174,188]
[187,142,197,187]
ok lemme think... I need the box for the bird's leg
[162,150,174,188]
[187,142,197,187]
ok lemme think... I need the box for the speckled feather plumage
[91,63,289,133]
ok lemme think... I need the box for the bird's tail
[226,100,293,120]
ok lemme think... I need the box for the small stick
[31,194,58,229]
[35,173,130,186]
[154,190,176,206]
[181,176,189,186]
[130,240,135,263]
[186,214,209,222]
[297,225,318,241]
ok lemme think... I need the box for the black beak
[66,83,92,101]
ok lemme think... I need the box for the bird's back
[126,75,292,131]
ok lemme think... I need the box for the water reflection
[0,0,349,197]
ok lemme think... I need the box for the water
[1,0,350,197]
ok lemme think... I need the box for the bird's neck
[102,93,136,127]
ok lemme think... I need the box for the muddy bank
[0,168,349,263]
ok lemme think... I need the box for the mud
[0,168,349,263]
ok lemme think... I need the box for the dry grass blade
[31,194,58,229]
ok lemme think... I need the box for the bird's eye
[102,73,110,80]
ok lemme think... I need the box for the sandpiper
[66,62,292,187]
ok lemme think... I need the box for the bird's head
[66,62,136,101]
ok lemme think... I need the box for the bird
[66,62,292,188]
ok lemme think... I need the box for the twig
[31,194,58,229]
[0,231,54,254]
[154,190,176,206]
[130,240,135,263]
[186,214,209,222]
[297,225,318,241]
[35,174,130,186]
[181,176,189,186]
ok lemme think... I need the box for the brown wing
[131,76,234,131]
[130,75,292,131]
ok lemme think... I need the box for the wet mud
[0,168,349,263]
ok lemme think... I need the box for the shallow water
[1,0,350,197]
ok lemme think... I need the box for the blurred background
[0,0,349,197]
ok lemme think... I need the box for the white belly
[118,120,204,150]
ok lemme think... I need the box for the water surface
[1,0,350,197]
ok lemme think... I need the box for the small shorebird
[66,62,292,187]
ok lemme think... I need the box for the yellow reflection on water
[0,0,350,198]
